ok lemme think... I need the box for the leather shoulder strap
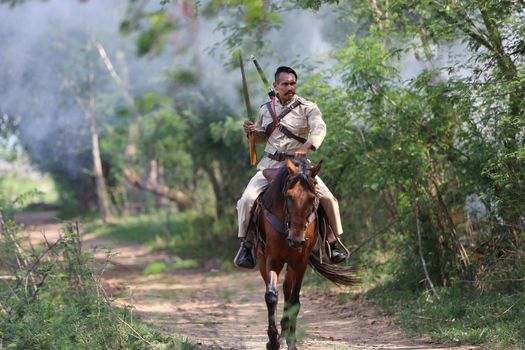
[264,102,277,137]
[265,99,302,138]
[278,125,307,144]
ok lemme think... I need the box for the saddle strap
[265,99,302,138]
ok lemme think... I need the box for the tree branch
[95,42,135,106]
[62,77,88,115]
[122,168,190,209]
[430,1,496,53]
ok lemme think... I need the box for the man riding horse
[234,66,347,268]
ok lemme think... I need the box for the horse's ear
[287,159,298,175]
[311,160,323,178]
[263,167,281,182]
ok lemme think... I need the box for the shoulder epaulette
[297,96,314,104]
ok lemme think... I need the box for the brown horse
[256,157,358,350]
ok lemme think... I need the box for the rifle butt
[249,132,257,165]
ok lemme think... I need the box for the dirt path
[15,212,479,350]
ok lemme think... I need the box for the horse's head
[284,157,322,248]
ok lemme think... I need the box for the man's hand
[243,120,255,135]
[295,142,313,158]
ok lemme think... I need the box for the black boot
[329,243,347,264]
[233,240,255,268]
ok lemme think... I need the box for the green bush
[366,272,525,350]
[0,216,196,350]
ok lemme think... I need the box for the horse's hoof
[286,340,297,350]
[266,341,280,350]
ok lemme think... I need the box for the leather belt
[266,151,294,162]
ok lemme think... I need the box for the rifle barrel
[239,53,257,165]
[239,54,252,119]
[251,55,275,98]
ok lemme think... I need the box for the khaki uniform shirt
[253,95,326,170]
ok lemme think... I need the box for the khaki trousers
[236,170,343,238]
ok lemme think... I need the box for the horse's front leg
[265,267,283,350]
[280,267,293,343]
[281,265,307,350]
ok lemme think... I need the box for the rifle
[237,53,276,166]
[238,52,257,165]
[251,55,276,99]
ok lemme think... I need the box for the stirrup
[233,241,256,269]
[329,244,348,264]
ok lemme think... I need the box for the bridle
[282,172,319,239]
[257,161,320,247]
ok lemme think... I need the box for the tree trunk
[96,43,191,211]
[204,166,224,217]
[87,45,113,223]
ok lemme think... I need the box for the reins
[259,170,319,245]
[283,174,319,238]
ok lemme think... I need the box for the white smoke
[0,0,349,179]
[0,0,173,176]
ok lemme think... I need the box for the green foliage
[203,0,282,54]
[294,0,338,11]
[2,1,524,347]
[136,11,177,56]
[170,93,252,216]
[143,261,170,276]
[102,83,253,216]
[367,283,525,349]
[298,2,524,293]
[0,113,16,161]
[0,170,58,207]
[89,209,238,263]
[121,2,181,56]
[143,257,198,276]
[0,217,195,349]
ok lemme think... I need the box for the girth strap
[265,99,303,141]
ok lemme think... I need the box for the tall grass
[0,216,197,350]
[366,281,525,350]
[303,234,525,350]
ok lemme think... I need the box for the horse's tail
[308,254,360,286]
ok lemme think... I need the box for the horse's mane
[262,157,316,212]
[262,166,289,208]
[287,158,316,193]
